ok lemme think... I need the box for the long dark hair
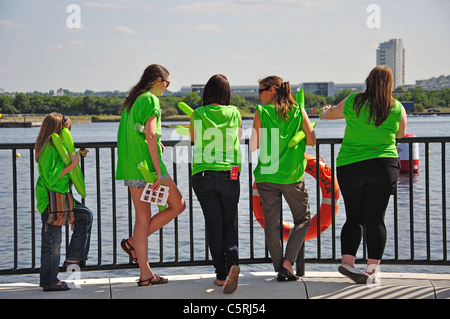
[120,64,169,114]
[202,74,231,106]
[354,65,395,127]
[259,76,296,120]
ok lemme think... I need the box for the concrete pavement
[1,270,449,300]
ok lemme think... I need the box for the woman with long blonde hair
[35,113,92,291]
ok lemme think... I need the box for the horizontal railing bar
[1,136,450,150]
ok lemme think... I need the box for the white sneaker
[338,264,371,284]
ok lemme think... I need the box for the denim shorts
[124,173,170,189]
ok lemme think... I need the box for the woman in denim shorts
[116,64,185,286]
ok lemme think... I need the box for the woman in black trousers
[320,66,407,284]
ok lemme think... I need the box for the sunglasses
[62,114,68,124]
[258,87,270,94]
[162,79,170,88]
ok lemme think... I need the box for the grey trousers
[256,180,311,272]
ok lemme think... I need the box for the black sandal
[137,275,169,287]
[121,239,137,262]
[277,266,299,281]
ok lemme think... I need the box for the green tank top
[116,91,167,179]
[336,93,403,167]
[192,105,242,175]
[253,103,306,184]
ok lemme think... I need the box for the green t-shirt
[192,104,242,175]
[336,93,403,167]
[253,103,306,184]
[116,91,167,179]
[36,142,73,214]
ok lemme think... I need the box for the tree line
[0,92,253,117]
[393,87,450,111]
[1,87,449,116]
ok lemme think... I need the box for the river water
[0,115,449,279]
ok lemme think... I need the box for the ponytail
[259,76,296,120]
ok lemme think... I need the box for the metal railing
[0,136,448,276]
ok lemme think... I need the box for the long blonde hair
[35,113,72,162]
[259,76,296,120]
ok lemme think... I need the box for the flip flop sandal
[223,265,240,294]
[121,239,137,262]
[137,275,169,287]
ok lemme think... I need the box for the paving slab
[0,271,448,300]
[303,272,436,299]
[0,278,111,299]
[427,273,450,299]
[110,271,307,299]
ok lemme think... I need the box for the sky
[0,0,449,93]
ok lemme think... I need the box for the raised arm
[320,97,347,120]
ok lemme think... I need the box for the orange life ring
[252,153,340,241]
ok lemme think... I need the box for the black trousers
[337,158,400,260]
[192,170,240,280]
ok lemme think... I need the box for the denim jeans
[40,199,93,288]
[192,170,240,280]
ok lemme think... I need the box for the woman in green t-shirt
[320,65,407,284]
[189,74,242,294]
[116,64,185,286]
[35,113,93,291]
[250,75,316,281]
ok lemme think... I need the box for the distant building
[179,86,193,96]
[0,88,5,94]
[400,101,414,112]
[398,84,416,91]
[302,82,334,97]
[179,82,365,99]
[334,83,366,94]
[415,75,450,90]
[376,39,405,89]
[180,84,262,103]
[55,88,65,96]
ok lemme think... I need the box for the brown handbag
[45,189,75,231]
